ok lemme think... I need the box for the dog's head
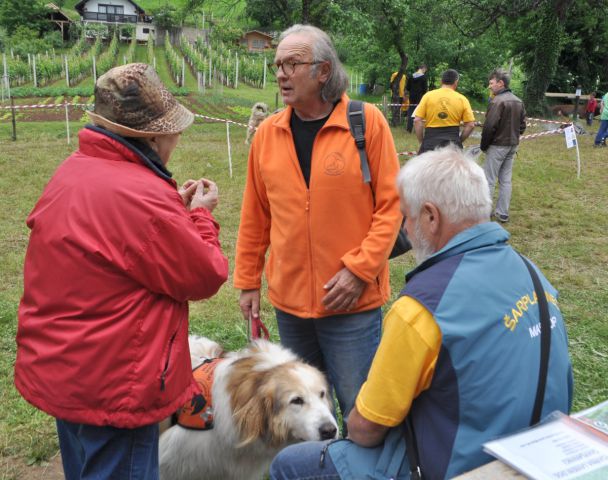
[226,341,338,448]
[252,102,269,114]
[250,102,269,121]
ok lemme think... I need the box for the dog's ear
[228,358,274,446]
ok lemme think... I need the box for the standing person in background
[481,68,526,224]
[14,63,229,480]
[405,64,428,133]
[593,92,608,147]
[413,68,475,153]
[585,92,597,126]
[234,24,402,430]
[390,69,407,126]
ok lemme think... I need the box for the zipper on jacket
[306,190,316,313]
[160,315,183,391]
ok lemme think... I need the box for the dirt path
[3,453,64,480]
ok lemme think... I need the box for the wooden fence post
[382,95,388,119]
[10,97,17,141]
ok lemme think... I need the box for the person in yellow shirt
[389,70,406,126]
[413,69,475,153]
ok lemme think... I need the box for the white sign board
[564,125,577,149]
[575,88,582,96]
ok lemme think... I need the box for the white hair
[397,145,492,224]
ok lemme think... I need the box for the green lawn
[0,97,606,478]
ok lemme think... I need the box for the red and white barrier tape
[375,103,420,107]
[520,127,566,140]
[473,109,567,125]
[397,126,567,157]
[0,102,91,110]
[0,104,570,141]
[193,113,248,129]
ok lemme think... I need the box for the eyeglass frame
[268,60,324,76]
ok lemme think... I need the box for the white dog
[159,335,338,480]
[245,102,269,144]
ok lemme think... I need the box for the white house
[74,0,155,42]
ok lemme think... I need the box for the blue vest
[329,222,573,480]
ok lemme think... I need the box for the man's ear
[422,202,441,235]
[317,61,331,83]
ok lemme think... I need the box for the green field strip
[134,44,148,64]
[181,55,199,91]
[152,50,179,88]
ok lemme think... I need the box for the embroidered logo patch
[323,152,345,176]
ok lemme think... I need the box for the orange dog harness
[176,358,223,430]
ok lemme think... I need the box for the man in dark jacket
[405,64,428,133]
[14,63,229,480]
[481,68,526,223]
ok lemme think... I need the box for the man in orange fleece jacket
[234,24,402,427]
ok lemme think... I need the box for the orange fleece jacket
[234,95,401,318]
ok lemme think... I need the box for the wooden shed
[241,30,274,53]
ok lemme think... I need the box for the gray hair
[397,145,491,224]
[279,24,348,103]
[489,68,511,88]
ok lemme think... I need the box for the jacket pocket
[159,315,184,391]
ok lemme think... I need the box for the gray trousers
[483,145,518,217]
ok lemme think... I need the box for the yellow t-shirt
[414,87,475,128]
[356,296,442,427]
[390,72,406,98]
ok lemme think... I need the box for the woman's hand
[190,178,219,212]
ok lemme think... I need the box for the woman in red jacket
[14,64,229,480]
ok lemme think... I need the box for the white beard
[412,220,436,265]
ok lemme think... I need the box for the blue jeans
[594,119,608,145]
[275,308,381,426]
[56,419,159,480]
[270,440,340,480]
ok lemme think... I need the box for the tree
[521,0,572,114]
[450,0,574,114]
[149,4,179,30]
[246,0,297,28]
[550,0,608,94]
[0,0,48,36]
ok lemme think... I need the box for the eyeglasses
[269,60,323,76]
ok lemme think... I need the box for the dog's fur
[159,335,338,480]
[245,102,269,144]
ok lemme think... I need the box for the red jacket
[586,98,597,113]
[14,128,229,428]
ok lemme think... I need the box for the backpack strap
[518,253,552,426]
[347,100,371,183]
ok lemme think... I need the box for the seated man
[269,145,573,480]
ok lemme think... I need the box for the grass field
[0,87,607,478]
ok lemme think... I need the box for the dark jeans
[406,104,417,132]
[275,307,381,427]
[594,119,608,145]
[391,96,403,126]
[56,419,159,480]
[270,440,339,480]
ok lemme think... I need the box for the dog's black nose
[319,423,338,440]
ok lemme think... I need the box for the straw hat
[87,63,194,138]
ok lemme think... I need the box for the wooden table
[453,460,527,479]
